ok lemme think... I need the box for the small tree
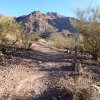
[72,7,100,61]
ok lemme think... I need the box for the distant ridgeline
[15,11,75,33]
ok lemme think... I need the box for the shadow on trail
[13,88,73,100]
[0,46,99,71]
[2,46,72,63]
[34,88,73,100]
[39,65,75,72]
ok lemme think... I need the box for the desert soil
[0,42,100,100]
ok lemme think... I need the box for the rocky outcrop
[16,11,75,33]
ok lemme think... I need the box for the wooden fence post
[72,33,78,71]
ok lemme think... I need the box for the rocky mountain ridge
[16,11,75,33]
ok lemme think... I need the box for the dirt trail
[0,42,99,100]
[0,42,73,99]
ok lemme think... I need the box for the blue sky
[0,0,100,17]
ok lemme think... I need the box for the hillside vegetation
[71,7,100,61]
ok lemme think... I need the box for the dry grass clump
[58,68,100,100]
[48,32,74,49]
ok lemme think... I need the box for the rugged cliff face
[16,11,75,33]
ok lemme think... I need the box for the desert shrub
[48,32,74,49]
[0,15,40,49]
[0,16,22,46]
[20,33,39,49]
[71,7,100,61]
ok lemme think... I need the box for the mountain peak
[16,11,75,33]
[29,11,42,17]
[28,11,65,18]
